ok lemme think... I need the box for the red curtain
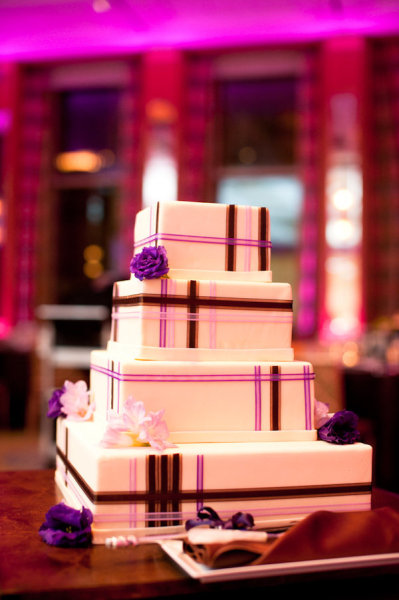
[365,38,399,323]
[13,66,51,324]
[296,47,323,337]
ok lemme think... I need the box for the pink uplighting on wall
[0,317,11,339]
[0,1,397,60]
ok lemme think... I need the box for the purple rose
[318,410,360,445]
[39,503,93,547]
[47,386,66,419]
[130,245,169,281]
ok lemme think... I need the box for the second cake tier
[110,277,293,361]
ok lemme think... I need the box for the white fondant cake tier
[133,201,272,281]
[91,350,315,441]
[55,419,373,544]
[111,278,293,356]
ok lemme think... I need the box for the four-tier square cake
[54,201,373,543]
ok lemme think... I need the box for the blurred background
[0,0,399,489]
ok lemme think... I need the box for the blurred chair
[33,304,109,466]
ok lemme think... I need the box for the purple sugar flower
[130,245,169,281]
[47,386,66,419]
[39,503,93,547]
[317,410,360,445]
[224,511,255,531]
[185,506,255,531]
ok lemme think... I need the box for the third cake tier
[91,350,315,442]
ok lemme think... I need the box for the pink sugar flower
[100,398,175,451]
[138,409,176,451]
[60,380,95,421]
[100,413,138,448]
[121,397,150,433]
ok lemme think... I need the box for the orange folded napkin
[183,507,399,569]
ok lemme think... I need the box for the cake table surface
[1,469,399,600]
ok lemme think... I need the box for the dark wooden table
[2,470,399,599]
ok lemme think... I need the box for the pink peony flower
[100,398,175,451]
[60,380,95,421]
[138,409,176,451]
[121,397,150,433]
[100,417,138,448]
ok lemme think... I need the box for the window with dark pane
[218,77,298,167]
[56,88,120,171]
[56,187,118,306]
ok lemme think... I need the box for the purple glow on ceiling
[0,1,398,60]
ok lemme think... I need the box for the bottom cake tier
[55,419,373,544]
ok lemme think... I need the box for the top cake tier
[133,201,272,282]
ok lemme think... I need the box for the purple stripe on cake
[112,283,118,341]
[196,454,204,512]
[106,359,110,414]
[117,361,121,412]
[245,206,252,271]
[64,426,69,486]
[304,364,312,430]
[159,278,168,348]
[113,309,293,324]
[154,202,160,247]
[167,279,176,348]
[254,365,262,431]
[91,363,315,383]
[111,360,115,410]
[129,458,137,528]
[134,232,272,249]
[209,281,217,349]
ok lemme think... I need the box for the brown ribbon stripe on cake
[113,285,292,348]
[226,204,237,271]
[147,453,182,527]
[113,293,292,312]
[270,365,281,431]
[259,206,269,271]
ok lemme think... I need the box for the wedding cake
[52,201,372,544]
